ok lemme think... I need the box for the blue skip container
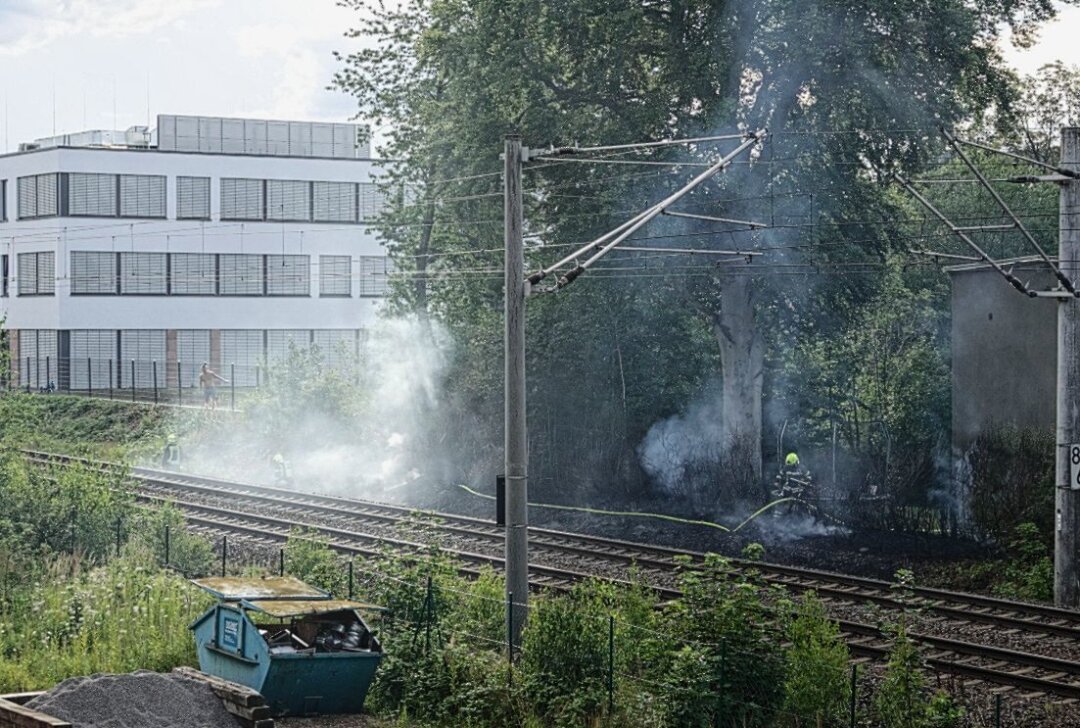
[190,575,383,716]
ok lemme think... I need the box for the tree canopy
[334,0,1078,512]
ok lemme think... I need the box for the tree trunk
[712,274,764,493]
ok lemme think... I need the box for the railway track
[26,451,1080,701]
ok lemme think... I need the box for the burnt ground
[404,483,996,584]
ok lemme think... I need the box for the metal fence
[4,356,268,409]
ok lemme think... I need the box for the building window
[266,254,310,296]
[320,255,351,296]
[358,182,386,220]
[219,253,263,295]
[176,330,211,387]
[177,176,211,220]
[312,330,358,371]
[120,252,167,294]
[71,251,117,294]
[267,180,311,221]
[119,329,166,387]
[221,330,264,387]
[17,174,59,219]
[357,255,391,297]
[220,178,264,220]
[119,175,166,218]
[17,330,58,389]
[313,181,356,222]
[69,330,117,390]
[0,179,7,221]
[17,251,55,295]
[170,253,216,295]
[68,173,118,217]
[266,330,310,364]
[1,254,8,297]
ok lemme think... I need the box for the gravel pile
[27,670,240,728]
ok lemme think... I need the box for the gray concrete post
[1056,127,1080,607]
[504,135,529,649]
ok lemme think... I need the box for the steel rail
[131,488,1080,701]
[25,451,1080,639]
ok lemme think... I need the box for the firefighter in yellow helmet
[772,451,816,517]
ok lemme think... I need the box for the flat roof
[0,144,386,164]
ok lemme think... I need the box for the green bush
[660,555,786,727]
[131,504,214,577]
[519,584,610,726]
[284,530,350,596]
[966,426,1054,542]
[781,593,850,726]
[994,522,1054,602]
[873,623,964,728]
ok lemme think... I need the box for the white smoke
[636,387,725,494]
[161,316,453,499]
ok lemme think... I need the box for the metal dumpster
[189,575,383,716]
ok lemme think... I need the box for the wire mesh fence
[130,521,1032,728]
[1,356,269,409]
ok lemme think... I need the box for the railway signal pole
[504,135,529,650]
[1056,127,1080,607]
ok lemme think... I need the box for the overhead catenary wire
[943,128,1077,295]
[894,171,1035,297]
[527,131,765,290]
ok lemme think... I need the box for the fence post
[164,525,170,567]
[607,614,615,715]
[221,534,228,577]
[153,361,159,404]
[425,574,434,653]
[507,591,514,686]
[849,664,857,728]
[177,361,183,405]
[348,559,354,599]
[256,364,261,388]
[130,360,136,403]
[107,359,111,398]
[231,363,236,411]
[115,517,122,558]
[717,638,727,723]
[279,548,285,577]
[995,694,1002,728]
[25,357,29,393]
[45,355,50,390]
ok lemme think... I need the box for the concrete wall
[950,265,1058,452]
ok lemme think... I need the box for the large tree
[334,0,1075,507]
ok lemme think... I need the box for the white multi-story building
[0,114,391,392]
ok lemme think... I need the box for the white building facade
[0,115,390,392]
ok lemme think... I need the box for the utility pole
[504,134,529,648]
[1056,127,1080,607]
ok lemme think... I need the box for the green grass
[0,549,210,691]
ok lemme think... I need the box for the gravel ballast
[26,670,239,728]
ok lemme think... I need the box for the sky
[0,0,1077,154]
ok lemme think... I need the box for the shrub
[660,554,786,727]
[519,584,610,726]
[781,593,850,726]
[284,530,349,596]
[993,522,1053,602]
[874,624,925,728]
[131,504,214,577]
[966,426,1054,542]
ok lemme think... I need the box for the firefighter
[272,452,293,486]
[161,434,182,469]
[772,452,817,517]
